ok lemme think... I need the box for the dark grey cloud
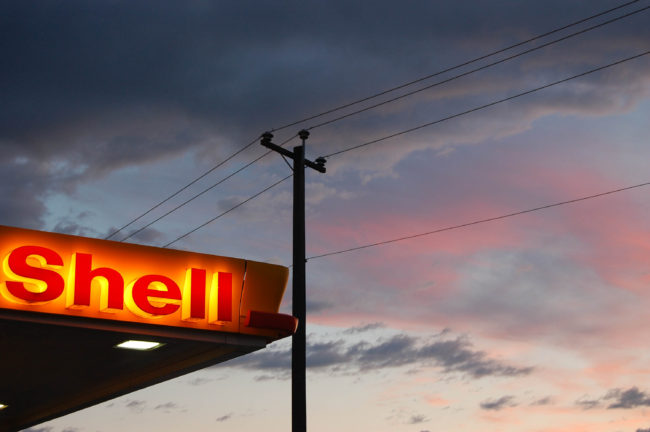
[187,377,213,386]
[636,428,650,432]
[0,0,647,229]
[253,373,289,382]
[226,344,292,371]
[216,413,233,422]
[307,340,350,368]
[480,395,517,411]
[0,161,55,228]
[306,299,333,314]
[226,333,531,380]
[530,396,553,406]
[576,387,650,410]
[2,0,647,229]
[154,402,180,413]
[119,226,165,244]
[413,337,533,378]
[124,399,147,413]
[408,414,428,424]
[575,397,602,410]
[343,322,385,334]
[606,387,650,409]
[52,215,99,237]
[3,0,647,151]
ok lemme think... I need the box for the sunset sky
[2,1,650,431]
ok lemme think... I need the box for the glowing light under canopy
[115,340,162,351]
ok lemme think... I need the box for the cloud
[344,334,532,377]
[306,299,333,314]
[408,414,428,424]
[413,336,533,378]
[154,402,180,413]
[0,161,54,229]
[576,387,650,410]
[216,413,233,422]
[52,215,100,238]
[342,322,385,334]
[225,344,291,372]
[1,0,647,235]
[606,387,650,409]
[530,396,553,406]
[120,226,165,244]
[480,396,517,411]
[187,377,213,386]
[425,395,450,407]
[575,397,602,410]
[2,1,647,160]
[308,156,649,346]
[227,332,531,380]
[306,182,354,206]
[124,399,147,413]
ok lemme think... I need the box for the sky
[2,0,650,431]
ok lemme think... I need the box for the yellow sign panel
[0,225,295,339]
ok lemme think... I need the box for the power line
[107,0,644,241]
[323,50,650,159]
[306,4,650,131]
[162,50,649,248]
[275,0,645,133]
[119,134,298,242]
[104,135,259,240]
[306,181,650,261]
[162,174,293,248]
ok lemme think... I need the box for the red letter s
[2,245,65,303]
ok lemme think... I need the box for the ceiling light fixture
[0,403,8,410]
[115,340,163,351]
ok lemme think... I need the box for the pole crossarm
[261,131,327,173]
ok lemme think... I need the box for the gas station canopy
[0,226,295,432]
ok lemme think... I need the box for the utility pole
[261,130,325,432]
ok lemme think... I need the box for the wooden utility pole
[261,130,326,432]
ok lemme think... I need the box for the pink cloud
[425,395,450,407]
[304,123,650,379]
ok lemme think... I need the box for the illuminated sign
[0,225,294,338]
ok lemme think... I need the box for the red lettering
[1,242,240,325]
[4,245,64,303]
[217,272,232,322]
[72,253,124,310]
[188,268,206,319]
[131,274,181,316]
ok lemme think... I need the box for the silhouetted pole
[293,134,307,432]
[260,130,326,432]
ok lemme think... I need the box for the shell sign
[0,225,296,339]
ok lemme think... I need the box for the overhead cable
[306,4,650,131]
[161,50,649,247]
[104,136,259,240]
[323,50,650,158]
[162,174,293,248]
[119,134,298,242]
[275,0,645,132]
[306,181,650,261]
[108,0,643,241]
